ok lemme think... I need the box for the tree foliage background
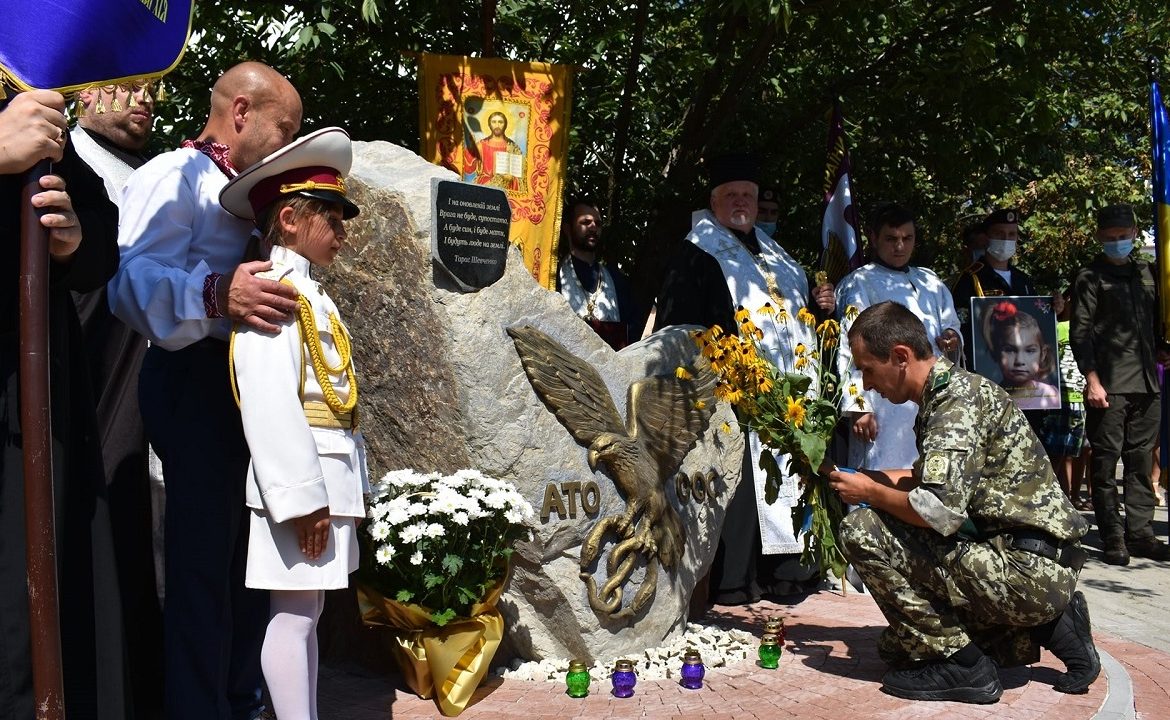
[161,0,1170,301]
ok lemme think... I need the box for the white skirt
[246,510,359,590]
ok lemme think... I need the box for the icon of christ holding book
[465,110,525,192]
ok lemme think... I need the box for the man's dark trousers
[1086,392,1160,541]
[139,340,268,720]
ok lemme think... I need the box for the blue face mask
[1103,239,1133,259]
[755,221,777,237]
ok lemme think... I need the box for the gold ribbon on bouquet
[357,575,508,717]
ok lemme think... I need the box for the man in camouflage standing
[827,301,1099,703]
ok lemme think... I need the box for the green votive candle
[758,633,782,669]
[566,660,591,698]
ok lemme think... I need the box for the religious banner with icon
[418,53,572,290]
[0,0,193,94]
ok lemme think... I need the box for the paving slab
[317,505,1170,719]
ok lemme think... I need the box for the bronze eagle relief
[507,326,716,619]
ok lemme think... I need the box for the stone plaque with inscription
[431,179,511,291]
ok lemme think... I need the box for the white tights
[262,589,325,720]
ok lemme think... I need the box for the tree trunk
[607,0,650,231]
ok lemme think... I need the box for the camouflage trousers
[840,508,1078,668]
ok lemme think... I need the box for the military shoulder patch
[923,452,950,484]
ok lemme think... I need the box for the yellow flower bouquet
[688,301,861,581]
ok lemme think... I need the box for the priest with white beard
[835,203,962,471]
[654,154,835,605]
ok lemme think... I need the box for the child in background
[220,128,368,720]
[1042,294,1092,510]
[983,300,1059,410]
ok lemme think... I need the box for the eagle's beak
[587,448,601,471]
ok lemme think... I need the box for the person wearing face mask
[950,208,1039,368]
[1069,203,1170,565]
[756,186,780,238]
[949,219,989,284]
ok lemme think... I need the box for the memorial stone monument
[320,141,744,661]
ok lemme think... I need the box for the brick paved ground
[317,587,1166,719]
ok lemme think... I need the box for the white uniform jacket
[232,245,369,523]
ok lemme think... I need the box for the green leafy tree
[158,1,1170,302]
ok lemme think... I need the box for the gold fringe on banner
[357,574,508,717]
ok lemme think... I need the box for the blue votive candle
[611,659,637,698]
[679,648,705,690]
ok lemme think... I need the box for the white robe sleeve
[234,318,330,524]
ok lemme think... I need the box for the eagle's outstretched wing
[507,326,626,444]
[626,366,717,471]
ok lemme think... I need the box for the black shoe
[1102,538,1130,566]
[710,586,757,606]
[1127,536,1170,561]
[1042,591,1101,693]
[880,655,1002,704]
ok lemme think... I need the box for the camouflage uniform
[840,358,1089,668]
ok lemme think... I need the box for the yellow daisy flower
[844,304,859,320]
[784,397,806,428]
[797,308,816,326]
[675,366,694,380]
[758,303,776,315]
[734,306,751,324]
[795,356,809,370]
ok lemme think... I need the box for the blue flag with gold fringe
[0,0,193,93]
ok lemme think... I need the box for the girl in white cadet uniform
[219,127,368,720]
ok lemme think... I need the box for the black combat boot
[1093,492,1129,565]
[1126,535,1170,561]
[1035,591,1101,694]
[1102,534,1131,565]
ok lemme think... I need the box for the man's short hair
[564,195,601,222]
[962,220,987,247]
[866,203,916,235]
[847,301,933,361]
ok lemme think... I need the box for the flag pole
[19,157,65,720]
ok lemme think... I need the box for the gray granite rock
[320,141,743,662]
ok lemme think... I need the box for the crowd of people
[2,56,1168,717]
[563,155,1169,703]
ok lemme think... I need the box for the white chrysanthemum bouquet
[357,469,535,626]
